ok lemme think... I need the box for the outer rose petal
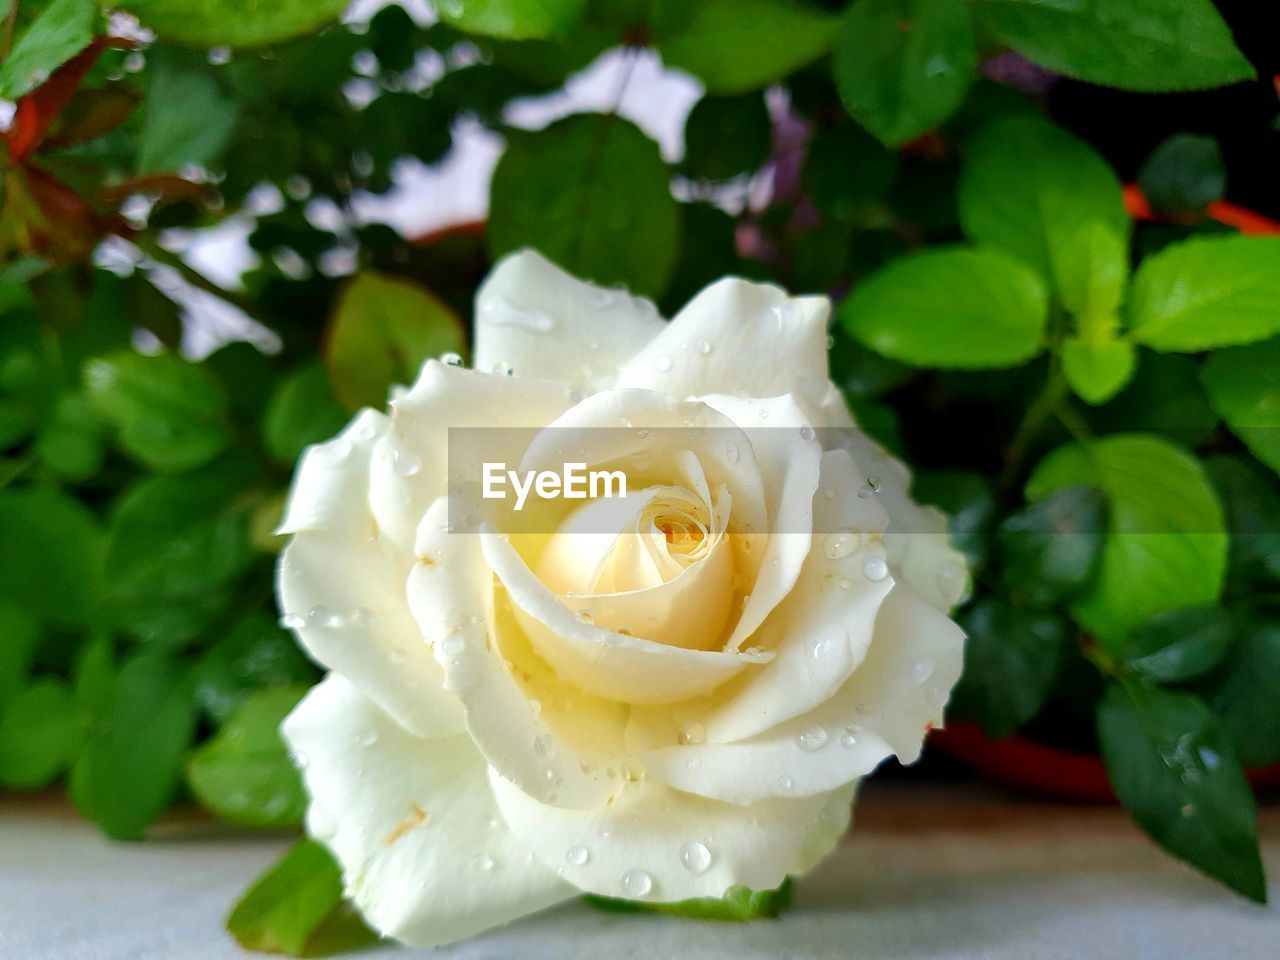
[282,676,574,947]
[614,278,830,410]
[637,584,965,804]
[488,767,839,903]
[475,249,666,392]
[278,411,463,737]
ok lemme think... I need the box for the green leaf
[0,0,96,100]
[138,53,237,174]
[973,0,1255,93]
[0,678,85,789]
[188,685,309,829]
[802,123,897,222]
[840,246,1049,368]
[193,611,318,725]
[1201,337,1280,475]
[103,458,258,645]
[1207,620,1280,768]
[1097,681,1265,902]
[118,0,349,47]
[436,0,587,40]
[585,878,793,920]
[72,653,197,840]
[1127,236,1280,351]
[85,351,232,473]
[681,93,772,182]
[73,633,115,719]
[1203,456,1280,590]
[489,115,680,299]
[1139,134,1226,214]
[0,603,39,713]
[957,117,1128,298]
[831,0,976,147]
[1054,220,1129,324]
[0,485,104,626]
[326,272,466,411]
[657,0,838,95]
[1061,335,1136,406]
[262,364,351,466]
[227,839,380,956]
[1124,608,1235,683]
[998,485,1107,607]
[34,392,108,482]
[1026,435,1227,645]
[952,599,1065,738]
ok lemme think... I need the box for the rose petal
[488,766,838,902]
[278,411,463,737]
[408,498,623,809]
[615,278,830,408]
[282,676,574,947]
[637,583,965,803]
[475,249,666,392]
[698,394,822,652]
[484,529,772,704]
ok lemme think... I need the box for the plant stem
[1001,366,1067,493]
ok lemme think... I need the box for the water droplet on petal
[620,868,653,897]
[279,612,306,630]
[778,775,794,791]
[800,424,814,441]
[910,655,936,686]
[823,531,859,560]
[653,354,673,373]
[725,443,740,465]
[392,449,421,477]
[797,725,828,752]
[441,352,464,367]
[474,854,495,872]
[696,339,712,356]
[577,610,595,625]
[566,845,590,866]
[863,556,889,581]
[680,841,712,874]
[307,605,343,628]
[440,633,465,657]
[677,723,706,745]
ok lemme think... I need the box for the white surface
[2,784,1277,959]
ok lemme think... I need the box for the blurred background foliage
[2,0,1280,939]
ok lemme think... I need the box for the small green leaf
[0,603,39,713]
[1097,681,1265,903]
[326,271,466,411]
[227,839,380,956]
[138,53,237,173]
[489,115,680,299]
[1124,608,1235,683]
[958,117,1128,298]
[73,633,115,719]
[436,0,587,40]
[998,485,1107,607]
[0,678,85,789]
[0,485,104,626]
[1203,456,1280,590]
[1139,134,1227,214]
[188,685,309,829]
[119,0,349,47]
[1206,621,1280,768]
[840,246,1048,368]
[85,351,232,473]
[681,93,772,182]
[973,0,1255,93]
[1027,435,1227,645]
[0,0,96,100]
[657,0,838,94]
[104,458,257,645]
[1053,221,1129,324]
[34,392,108,482]
[952,599,1065,738]
[1202,337,1280,476]
[802,123,897,222]
[262,364,351,466]
[1061,335,1136,406]
[72,653,197,840]
[1127,236,1280,351]
[831,0,976,147]
[585,878,793,921]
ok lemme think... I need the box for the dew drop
[577,610,595,625]
[910,655,936,686]
[566,845,590,866]
[778,775,794,791]
[349,607,376,630]
[862,556,889,582]
[680,841,712,875]
[696,339,712,356]
[440,352,464,367]
[840,731,859,748]
[677,722,706,745]
[837,576,853,590]
[620,868,653,897]
[279,612,306,630]
[392,449,421,477]
[653,354,673,373]
[800,424,815,441]
[474,854,495,872]
[440,633,465,658]
[725,443,740,465]
[823,531,859,560]
[492,361,515,376]
[307,605,343,628]
[797,725,828,752]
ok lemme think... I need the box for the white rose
[277,250,966,946]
